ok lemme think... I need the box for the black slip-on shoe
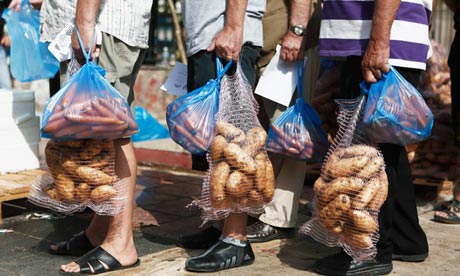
[176,226,222,249]
[315,252,392,276]
[246,221,295,243]
[392,252,428,262]
[185,240,255,272]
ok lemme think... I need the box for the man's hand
[71,0,101,62]
[280,31,306,62]
[361,38,390,82]
[0,34,11,48]
[207,26,243,62]
[8,0,42,11]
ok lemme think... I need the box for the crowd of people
[1,0,459,275]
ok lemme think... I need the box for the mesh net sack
[193,65,275,222]
[300,95,388,260]
[28,139,127,216]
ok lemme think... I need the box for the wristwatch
[289,24,306,36]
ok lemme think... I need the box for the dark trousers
[186,45,260,171]
[340,57,429,262]
[449,31,460,145]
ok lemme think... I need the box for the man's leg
[0,46,12,89]
[59,33,145,273]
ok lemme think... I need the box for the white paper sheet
[160,62,188,96]
[254,45,306,107]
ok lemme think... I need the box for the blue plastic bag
[361,65,434,145]
[1,1,59,82]
[266,61,329,162]
[132,106,170,142]
[166,58,232,155]
[41,28,137,140]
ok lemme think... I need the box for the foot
[433,199,460,224]
[176,226,222,249]
[315,252,392,276]
[49,231,96,256]
[185,239,255,272]
[246,221,295,243]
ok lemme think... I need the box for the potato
[87,153,112,169]
[210,162,230,201]
[45,187,61,201]
[209,135,227,161]
[216,121,244,139]
[327,155,370,179]
[62,156,79,175]
[343,224,373,249]
[313,176,328,195]
[75,183,91,203]
[254,156,267,191]
[350,210,378,233]
[79,140,103,160]
[263,159,275,202]
[55,172,75,202]
[352,176,381,209]
[76,166,114,186]
[90,185,117,203]
[367,171,389,210]
[243,127,267,157]
[57,140,84,148]
[226,170,252,197]
[223,143,257,174]
[342,144,379,158]
[318,194,351,228]
[318,177,364,203]
[355,156,384,179]
[248,189,264,205]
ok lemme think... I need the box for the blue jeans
[0,46,12,89]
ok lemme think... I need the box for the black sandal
[434,200,460,224]
[59,246,140,275]
[49,231,95,256]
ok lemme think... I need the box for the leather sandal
[49,231,95,256]
[434,200,460,224]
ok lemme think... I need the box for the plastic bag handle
[296,60,305,100]
[216,58,233,80]
[74,27,97,63]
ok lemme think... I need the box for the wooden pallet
[413,177,457,202]
[0,169,47,224]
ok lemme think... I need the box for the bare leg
[222,213,247,240]
[60,138,138,273]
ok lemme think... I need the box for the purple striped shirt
[319,0,432,70]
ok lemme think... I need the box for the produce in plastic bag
[300,95,388,261]
[362,65,434,145]
[41,28,138,141]
[193,64,275,222]
[266,61,329,161]
[28,139,127,215]
[166,59,232,155]
[1,0,59,82]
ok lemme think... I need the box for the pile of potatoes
[313,144,388,250]
[208,121,275,209]
[44,139,117,204]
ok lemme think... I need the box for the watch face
[293,25,304,36]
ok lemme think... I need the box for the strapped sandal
[49,231,95,256]
[433,200,460,224]
[59,246,140,275]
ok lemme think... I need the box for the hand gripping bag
[266,61,329,161]
[40,28,138,141]
[166,58,232,155]
[361,65,434,145]
[1,0,59,82]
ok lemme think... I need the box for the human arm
[0,33,10,48]
[361,0,400,83]
[71,0,101,61]
[280,0,311,62]
[207,0,247,62]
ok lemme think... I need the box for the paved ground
[0,139,459,276]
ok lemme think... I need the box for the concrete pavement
[0,138,459,276]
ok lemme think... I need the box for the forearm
[289,0,311,29]
[369,0,400,48]
[75,0,101,32]
[442,0,456,12]
[225,0,248,32]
